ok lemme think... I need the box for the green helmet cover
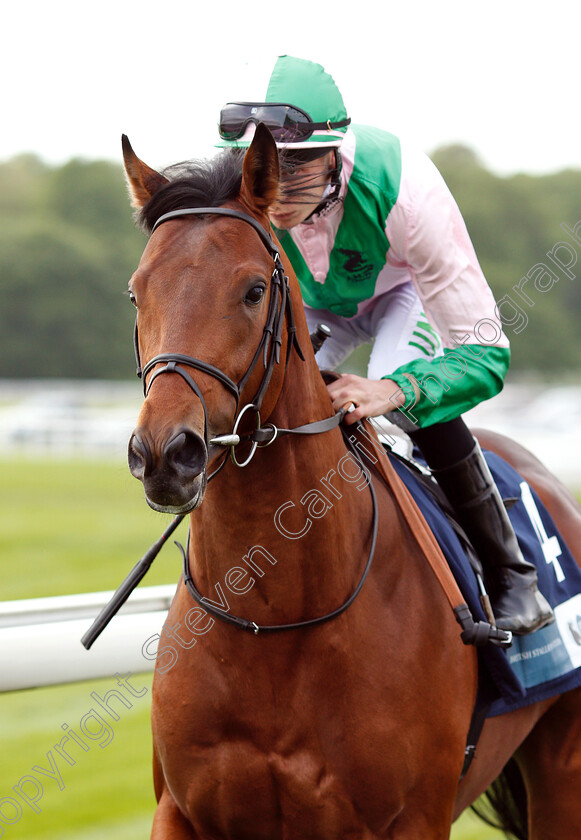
[218,55,349,148]
[265,55,348,127]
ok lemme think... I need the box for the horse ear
[122,135,169,209]
[240,123,280,212]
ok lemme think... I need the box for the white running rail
[0,585,174,691]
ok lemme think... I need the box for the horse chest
[176,739,386,840]
[154,651,411,839]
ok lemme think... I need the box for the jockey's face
[269,151,336,229]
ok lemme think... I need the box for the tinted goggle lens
[219,103,315,142]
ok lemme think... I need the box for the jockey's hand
[327,373,406,426]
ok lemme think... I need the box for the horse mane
[138,149,245,233]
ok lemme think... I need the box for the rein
[81,206,349,649]
[177,429,378,635]
[144,208,378,634]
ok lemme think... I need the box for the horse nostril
[128,433,152,479]
[164,430,207,477]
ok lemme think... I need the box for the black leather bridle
[135,206,345,468]
[81,205,376,648]
[142,206,378,633]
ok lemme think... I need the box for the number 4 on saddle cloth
[372,423,581,717]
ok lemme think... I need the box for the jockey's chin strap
[135,206,344,471]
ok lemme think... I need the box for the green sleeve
[385,345,510,428]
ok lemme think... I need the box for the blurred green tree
[0,154,143,378]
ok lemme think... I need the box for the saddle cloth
[387,447,581,716]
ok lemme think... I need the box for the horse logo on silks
[337,248,375,282]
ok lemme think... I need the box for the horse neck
[187,345,377,624]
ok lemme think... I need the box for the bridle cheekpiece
[135,206,310,469]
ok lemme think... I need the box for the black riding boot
[432,441,554,636]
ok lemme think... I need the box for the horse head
[123,125,308,514]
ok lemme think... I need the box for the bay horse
[123,124,581,839]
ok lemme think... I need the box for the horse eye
[128,290,138,308]
[244,284,266,305]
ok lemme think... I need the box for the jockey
[217,54,553,637]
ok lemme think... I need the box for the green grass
[0,457,182,600]
[0,457,506,838]
[0,675,155,839]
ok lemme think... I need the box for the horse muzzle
[128,426,208,514]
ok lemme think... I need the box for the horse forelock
[138,149,245,234]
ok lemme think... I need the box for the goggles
[218,102,351,143]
